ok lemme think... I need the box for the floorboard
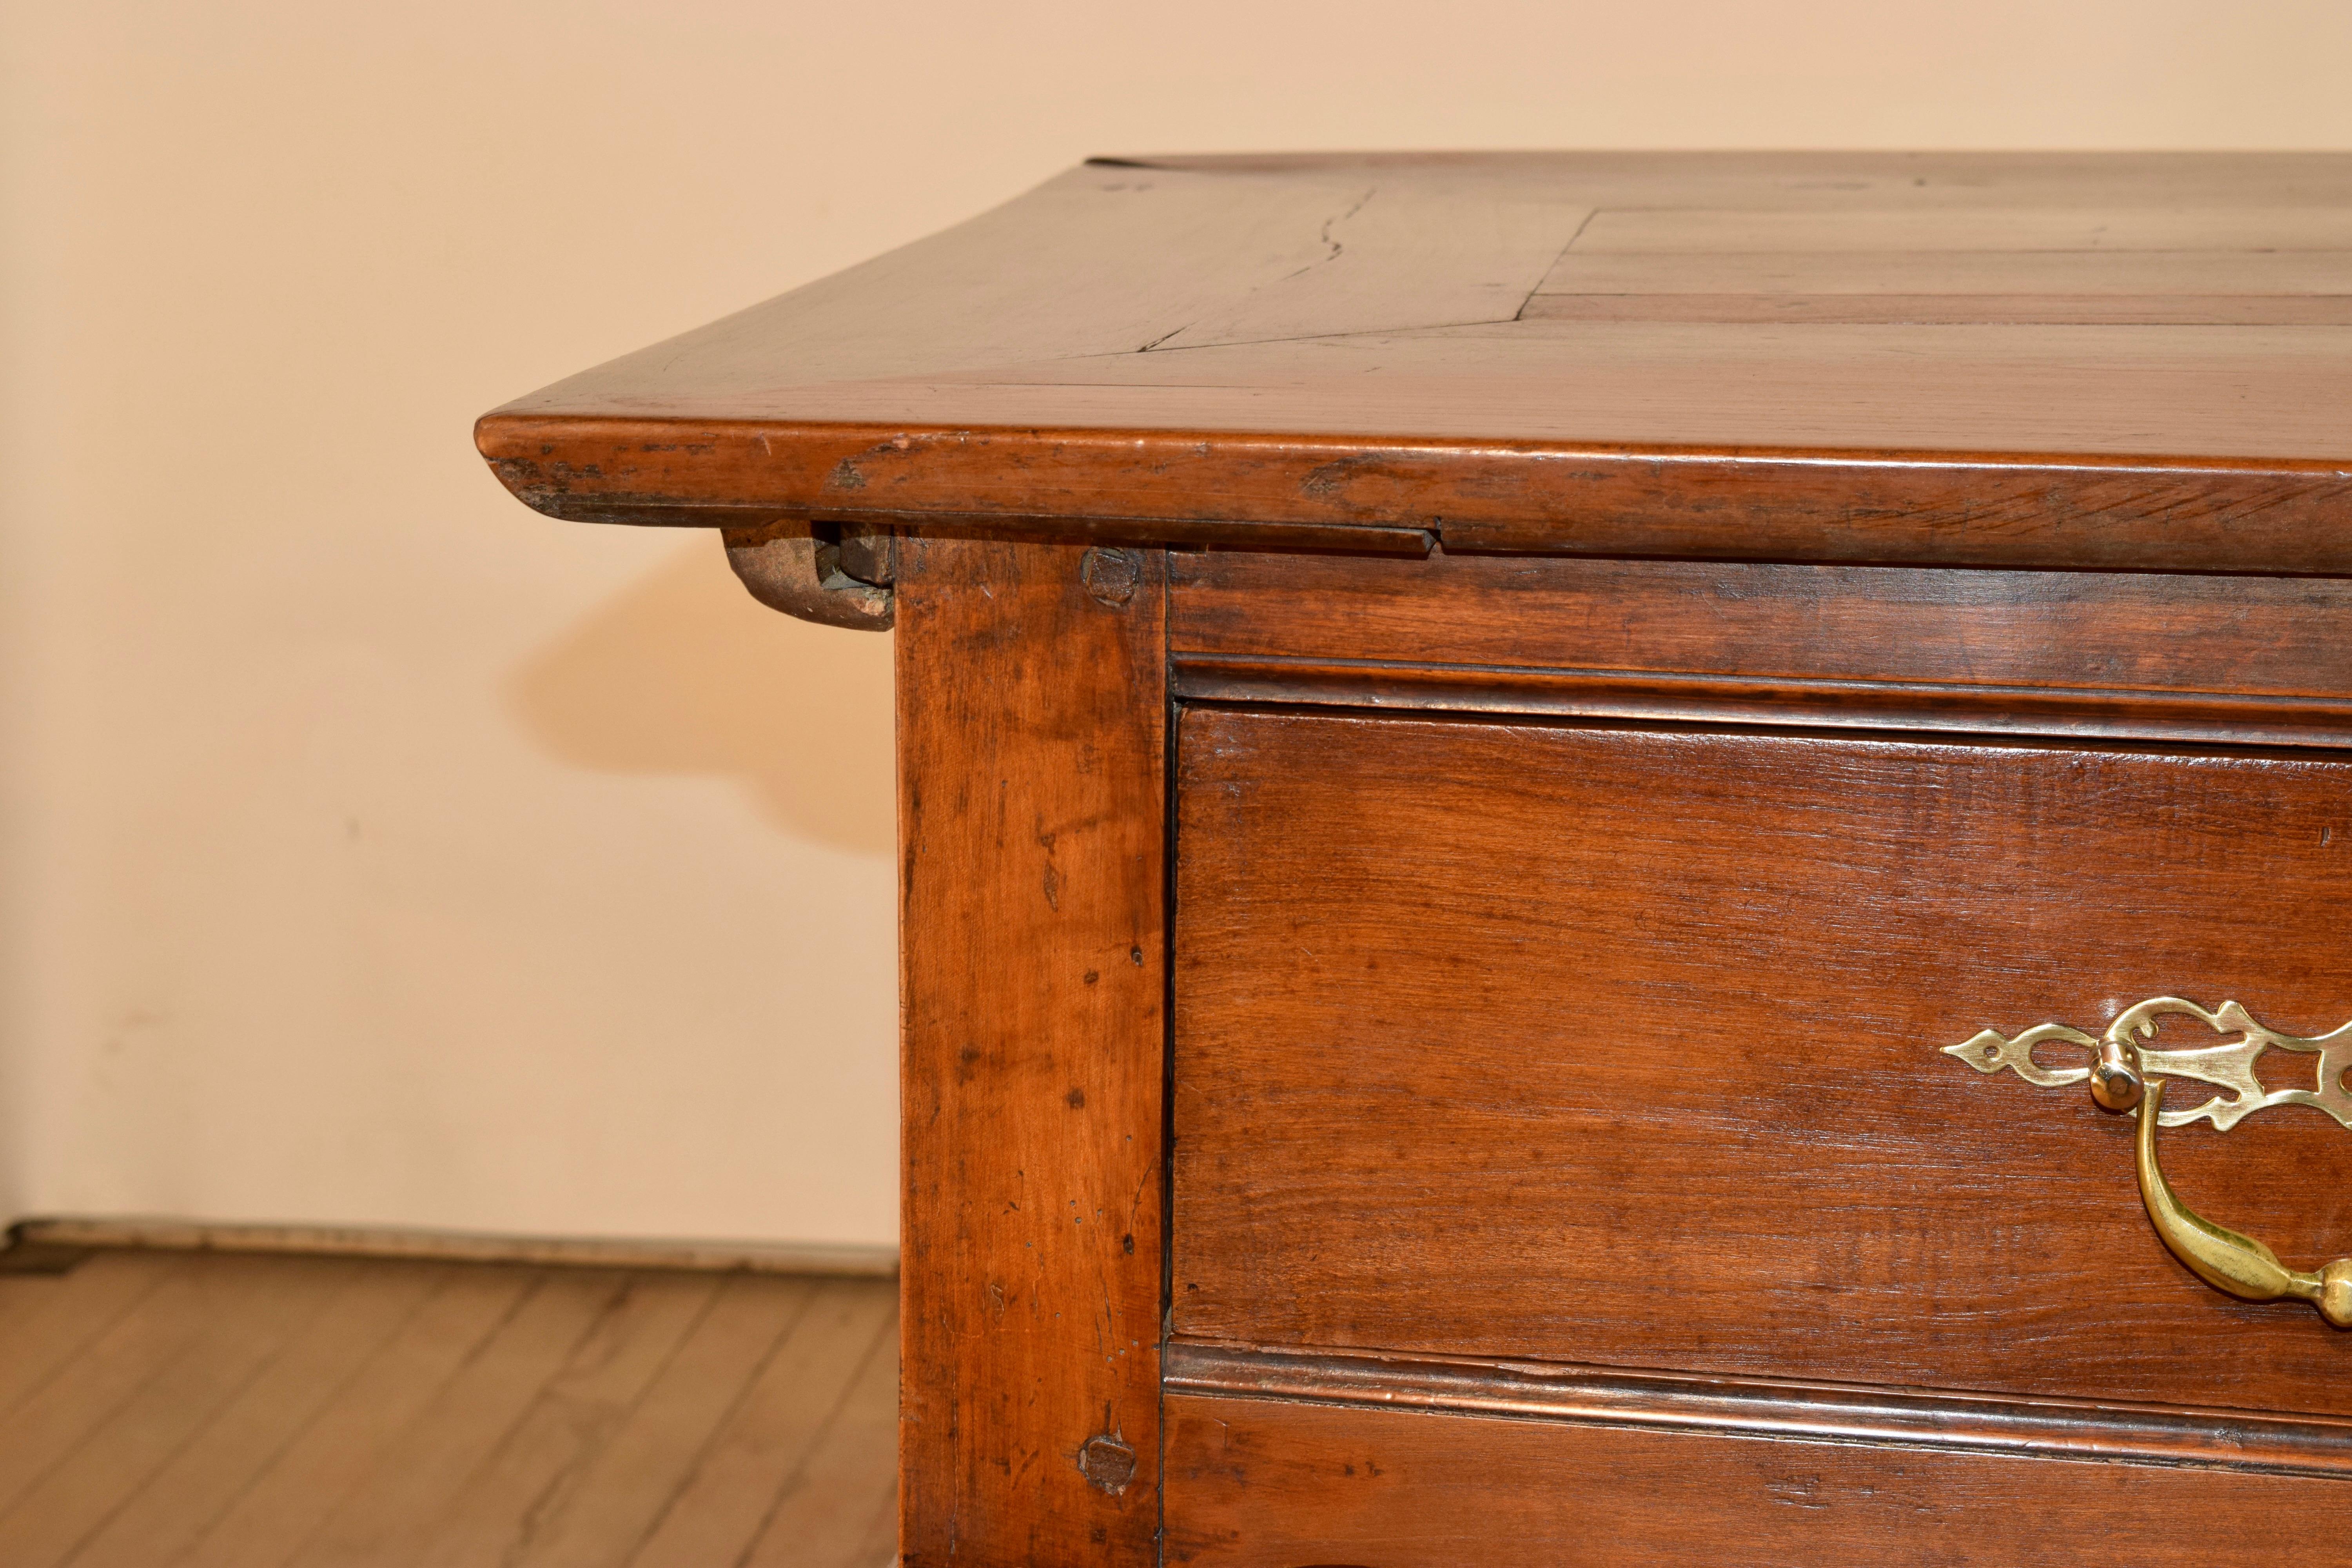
[0,1258,254,1522]
[506,1275,818,1568]
[0,1252,185,1430]
[0,1249,898,1568]
[177,1261,541,1568]
[70,1261,444,1568]
[0,1256,357,1568]
[624,1278,897,1568]
[740,1301,899,1567]
[412,1272,719,1568]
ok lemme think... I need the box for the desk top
[478,153,2352,572]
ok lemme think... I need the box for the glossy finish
[1161,1394,2352,1566]
[1162,1340,2352,1478]
[1167,550,2352,749]
[893,537,1166,1566]
[1172,708,2352,1413]
[478,154,2352,574]
[1169,550,2352,697]
[1946,997,2352,1130]
[1948,995,2352,1323]
[2138,1080,2352,1327]
[2091,1033,2147,1114]
[476,155,2352,1560]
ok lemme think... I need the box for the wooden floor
[0,1248,898,1568]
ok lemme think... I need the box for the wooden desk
[480,153,2352,1564]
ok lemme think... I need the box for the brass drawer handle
[2136,1077,2352,1326]
[1945,997,2352,1325]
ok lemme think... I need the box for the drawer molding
[1163,1340,2352,1480]
[1170,652,2352,748]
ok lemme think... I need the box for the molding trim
[1171,652,2352,750]
[1163,1339,2352,1480]
[7,1216,899,1278]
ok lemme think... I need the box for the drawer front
[1172,708,2352,1414]
[1162,1394,2352,1567]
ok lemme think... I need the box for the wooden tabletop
[478,153,2352,572]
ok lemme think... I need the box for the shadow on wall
[507,541,895,855]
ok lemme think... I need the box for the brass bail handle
[2097,1049,2352,1327]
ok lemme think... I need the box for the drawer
[1161,1394,2349,1567]
[1171,708,2352,1415]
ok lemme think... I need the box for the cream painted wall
[2,2,2348,1250]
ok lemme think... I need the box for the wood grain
[1520,292,2352,324]
[1163,1341,2352,1479]
[295,1268,635,1564]
[1535,203,2352,323]
[1167,550,2352,747]
[0,1257,354,1568]
[477,153,2352,572]
[1568,204,2352,254]
[0,1253,897,1568]
[626,1278,885,1568]
[0,1251,182,1423]
[1168,656,2352,750]
[54,1260,422,1568]
[412,1272,723,1568]
[739,1304,899,1566]
[1161,1394,2352,1566]
[895,536,1168,1566]
[1534,248,2352,298]
[1172,709,2352,1414]
[474,147,2352,1558]
[516,1274,818,1568]
[176,1263,542,1568]
[0,1258,286,1522]
[1169,546,2352,693]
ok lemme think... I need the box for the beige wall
[3,2,2348,1251]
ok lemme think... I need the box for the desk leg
[896,536,1167,1566]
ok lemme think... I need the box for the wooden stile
[894,537,1167,1566]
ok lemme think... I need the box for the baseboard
[5,1215,899,1278]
